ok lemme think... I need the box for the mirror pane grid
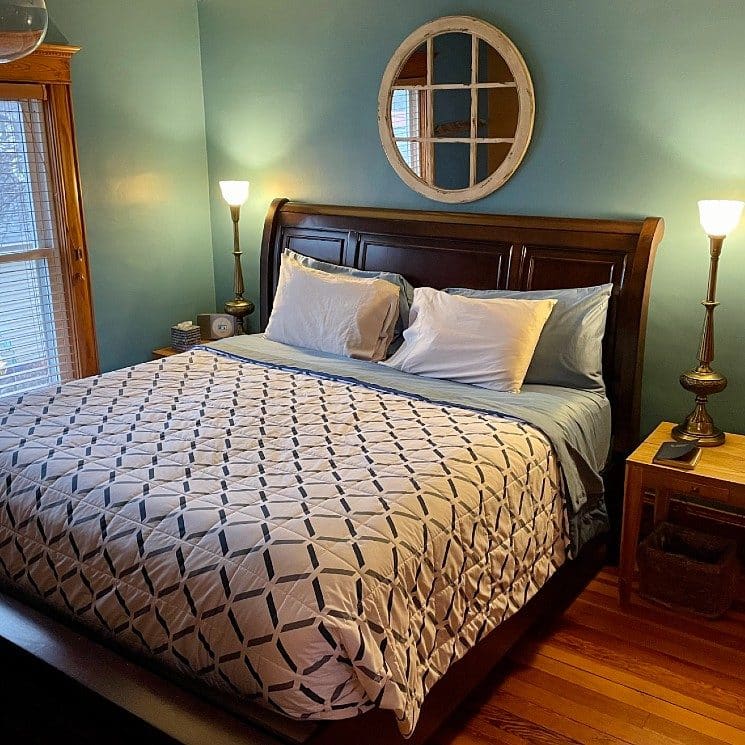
[469,33,478,187]
[380,16,534,201]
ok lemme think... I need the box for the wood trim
[613,216,664,455]
[0,44,99,377]
[45,83,100,376]
[0,82,46,100]
[0,43,80,84]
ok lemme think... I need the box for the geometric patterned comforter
[0,348,568,736]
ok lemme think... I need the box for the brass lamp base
[672,419,725,447]
[225,297,255,335]
[672,367,728,447]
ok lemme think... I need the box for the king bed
[0,200,663,744]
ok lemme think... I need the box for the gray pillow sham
[284,249,414,350]
[445,284,613,390]
[266,256,400,361]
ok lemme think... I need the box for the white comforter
[0,348,568,735]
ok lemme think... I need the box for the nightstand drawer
[646,470,731,503]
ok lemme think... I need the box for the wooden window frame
[1,44,98,379]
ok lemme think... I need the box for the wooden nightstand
[151,347,180,360]
[619,422,745,605]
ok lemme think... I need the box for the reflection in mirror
[434,142,470,190]
[391,43,427,179]
[381,17,534,202]
[433,89,471,139]
[432,33,471,85]
[392,89,424,177]
[477,87,519,140]
[390,32,522,192]
[476,143,513,183]
[478,38,513,84]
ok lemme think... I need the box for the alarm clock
[197,313,236,341]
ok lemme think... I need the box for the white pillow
[383,287,557,393]
[265,255,400,361]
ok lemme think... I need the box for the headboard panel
[261,199,664,458]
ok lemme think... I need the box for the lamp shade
[0,0,48,64]
[219,180,250,207]
[698,200,744,237]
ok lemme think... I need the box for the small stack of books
[652,441,702,470]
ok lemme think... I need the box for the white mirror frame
[378,16,535,204]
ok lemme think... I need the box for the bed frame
[0,200,664,744]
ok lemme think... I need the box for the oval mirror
[379,16,535,204]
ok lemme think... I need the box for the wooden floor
[432,568,745,745]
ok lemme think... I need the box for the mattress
[0,341,598,735]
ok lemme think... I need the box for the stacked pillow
[444,285,613,390]
[264,250,613,393]
[265,254,401,361]
[283,249,413,350]
[383,288,556,393]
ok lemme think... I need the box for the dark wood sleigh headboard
[260,199,664,466]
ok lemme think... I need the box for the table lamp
[673,199,744,446]
[219,180,254,334]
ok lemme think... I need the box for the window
[0,94,72,395]
[0,47,97,397]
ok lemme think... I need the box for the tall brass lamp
[673,199,744,446]
[219,180,254,334]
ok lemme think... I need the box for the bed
[0,200,663,745]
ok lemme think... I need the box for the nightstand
[619,422,745,605]
[152,347,180,360]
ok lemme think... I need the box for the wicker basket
[638,522,739,618]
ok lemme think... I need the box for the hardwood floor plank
[510,647,744,743]
[583,581,745,642]
[641,713,738,745]
[481,690,631,744]
[508,664,650,729]
[566,598,745,682]
[432,719,529,745]
[537,622,745,726]
[497,676,684,745]
[508,664,731,745]
[579,593,745,656]
[437,568,744,744]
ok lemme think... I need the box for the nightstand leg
[619,463,643,606]
[654,488,671,525]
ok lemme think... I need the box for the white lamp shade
[698,200,744,237]
[219,180,250,207]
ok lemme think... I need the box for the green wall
[197,0,745,436]
[46,0,215,371]
[44,1,745,437]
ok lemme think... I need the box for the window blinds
[391,88,422,177]
[0,92,74,397]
